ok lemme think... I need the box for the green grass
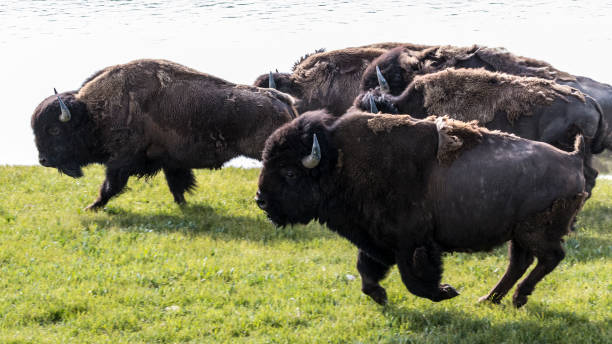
[0,165,610,343]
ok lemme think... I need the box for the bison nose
[255,191,267,210]
[39,156,50,167]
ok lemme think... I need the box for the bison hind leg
[479,240,534,304]
[510,193,586,308]
[163,167,196,204]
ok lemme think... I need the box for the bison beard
[257,110,587,308]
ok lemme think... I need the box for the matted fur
[366,114,484,164]
[429,116,484,164]
[362,44,578,96]
[413,68,585,123]
[356,42,432,51]
[408,45,576,82]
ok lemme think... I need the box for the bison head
[256,111,338,226]
[31,90,98,178]
[254,72,303,99]
[354,90,399,115]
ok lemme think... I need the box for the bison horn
[369,95,379,113]
[301,134,321,169]
[54,88,72,122]
[376,66,390,93]
[268,71,277,89]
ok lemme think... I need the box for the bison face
[256,112,337,226]
[31,91,96,178]
[355,89,399,115]
[254,72,304,100]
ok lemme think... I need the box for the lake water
[2,0,611,166]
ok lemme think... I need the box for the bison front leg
[85,168,130,211]
[479,240,534,304]
[163,167,196,204]
[356,250,393,305]
[396,247,459,302]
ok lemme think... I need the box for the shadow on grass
[376,303,609,343]
[80,203,333,243]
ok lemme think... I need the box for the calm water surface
[2,0,611,165]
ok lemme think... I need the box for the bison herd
[31,42,612,308]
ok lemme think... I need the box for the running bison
[253,43,429,115]
[256,110,586,307]
[361,44,612,150]
[32,59,298,210]
[356,68,606,195]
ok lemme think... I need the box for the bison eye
[285,169,296,179]
[47,126,61,136]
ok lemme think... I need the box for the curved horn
[54,88,72,122]
[268,71,277,89]
[376,65,390,93]
[369,94,379,113]
[301,134,321,169]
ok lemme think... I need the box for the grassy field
[0,165,610,343]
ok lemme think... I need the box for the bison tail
[571,134,586,159]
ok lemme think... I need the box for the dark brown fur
[32,59,298,210]
[257,109,586,307]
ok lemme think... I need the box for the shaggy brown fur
[355,42,433,51]
[32,59,298,210]
[361,45,576,96]
[430,116,484,164]
[366,114,484,164]
[412,68,585,123]
[292,48,326,72]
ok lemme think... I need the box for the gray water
[2,0,612,166]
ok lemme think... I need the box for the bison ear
[301,134,321,169]
[435,117,463,162]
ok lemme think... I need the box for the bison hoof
[438,284,460,300]
[512,293,528,308]
[84,202,104,212]
[478,294,502,304]
[364,286,388,305]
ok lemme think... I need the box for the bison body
[253,43,428,115]
[32,59,298,210]
[361,44,612,151]
[256,110,586,307]
[357,68,605,195]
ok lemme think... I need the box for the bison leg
[583,154,598,199]
[163,167,196,204]
[512,242,565,308]
[356,250,392,305]
[85,168,130,211]
[479,240,534,304]
[395,247,459,302]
